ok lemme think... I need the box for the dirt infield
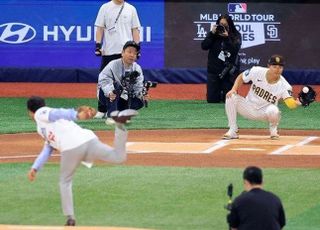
[0,83,319,169]
[1,83,320,101]
[1,129,320,168]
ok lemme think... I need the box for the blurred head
[122,41,140,65]
[243,166,263,190]
[268,54,285,67]
[113,0,124,5]
[27,96,45,119]
[267,54,285,79]
[216,14,237,34]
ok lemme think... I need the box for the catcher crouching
[223,54,316,140]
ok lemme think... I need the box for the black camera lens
[216,25,225,34]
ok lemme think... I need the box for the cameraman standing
[201,14,242,103]
[97,41,146,120]
[227,166,286,230]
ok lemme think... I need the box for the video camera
[121,70,140,88]
[224,183,233,211]
[142,80,158,107]
[119,70,158,108]
[225,183,233,230]
[119,70,140,101]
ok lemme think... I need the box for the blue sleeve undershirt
[31,144,54,171]
[48,108,78,122]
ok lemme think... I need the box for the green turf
[0,163,319,229]
[0,97,319,133]
[1,97,320,229]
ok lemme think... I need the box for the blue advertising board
[0,0,164,68]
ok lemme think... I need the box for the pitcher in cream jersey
[26,96,137,226]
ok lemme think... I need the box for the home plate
[230,147,265,151]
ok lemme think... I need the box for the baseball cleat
[222,130,239,140]
[94,111,106,119]
[270,135,280,140]
[65,218,76,226]
[109,109,138,124]
[269,125,279,140]
[105,117,116,125]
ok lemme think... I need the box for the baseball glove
[298,85,317,107]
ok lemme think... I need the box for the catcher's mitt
[298,85,317,107]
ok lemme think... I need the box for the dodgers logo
[0,22,36,44]
[228,3,247,13]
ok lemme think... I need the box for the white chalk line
[0,136,318,159]
[270,136,318,155]
[0,154,60,160]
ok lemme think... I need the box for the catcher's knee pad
[266,105,280,124]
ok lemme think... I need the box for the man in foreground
[227,166,286,230]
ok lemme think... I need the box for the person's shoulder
[254,66,268,71]
[233,191,251,204]
[108,58,122,67]
[133,62,142,69]
[262,190,283,202]
[34,106,51,120]
[279,75,292,88]
[124,1,136,8]
[35,106,50,115]
[243,66,263,76]
[98,2,109,9]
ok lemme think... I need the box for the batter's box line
[270,136,319,155]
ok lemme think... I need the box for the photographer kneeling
[97,41,147,120]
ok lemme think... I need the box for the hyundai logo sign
[0,22,36,44]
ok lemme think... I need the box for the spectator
[201,14,242,103]
[94,0,141,118]
[227,166,286,230]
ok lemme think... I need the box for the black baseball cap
[123,41,140,52]
[268,54,285,66]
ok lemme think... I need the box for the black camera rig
[119,70,157,107]
[219,54,240,80]
[142,80,157,107]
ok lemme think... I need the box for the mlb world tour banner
[0,1,319,70]
[165,2,320,69]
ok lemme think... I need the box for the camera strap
[114,3,125,25]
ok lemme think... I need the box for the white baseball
[302,86,309,93]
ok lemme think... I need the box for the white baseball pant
[59,126,128,217]
[225,94,281,132]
